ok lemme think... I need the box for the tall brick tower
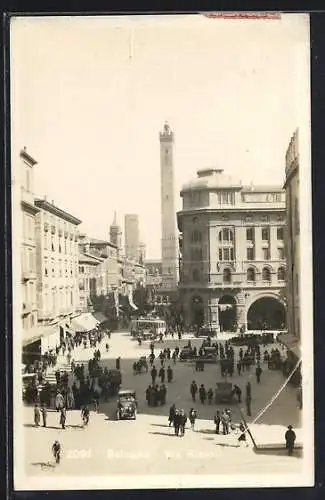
[159,122,179,291]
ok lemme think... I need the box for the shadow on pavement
[31,461,56,469]
[149,431,175,437]
[253,447,303,458]
[197,429,217,435]
[150,423,170,428]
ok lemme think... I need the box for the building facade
[284,129,300,341]
[20,149,39,340]
[78,235,119,297]
[160,122,179,291]
[144,259,163,304]
[124,214,140,262]
[177,168,287,333]
[78,251,103,312]
[35,199,82,351]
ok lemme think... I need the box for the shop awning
[277,333,301,359]
[92,312,108,324]
[71,313,99,332]
[22,325,57,347]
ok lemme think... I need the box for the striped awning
[277,333,301,359]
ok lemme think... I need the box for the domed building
[177,168,287,333]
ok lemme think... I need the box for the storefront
[71,312,99,334]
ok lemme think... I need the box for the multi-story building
[160,122,179,291]
[138,242,146,264]
[78,250,103,312]
[20,149,39,343]
[35,198,82,350]
[124,214,140,261]
[177,168,287,333]
[144,259,163,304]
[284,129,300,342]
[78,234,119,298]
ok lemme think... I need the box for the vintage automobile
[179,347,195,361]
[214,382,235,404]
[116,389,137,420]
[197,347,218,364]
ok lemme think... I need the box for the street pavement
[23,330,303,478]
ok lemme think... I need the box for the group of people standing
[145,384,167,406]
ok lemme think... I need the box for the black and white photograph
[10,12,313,490]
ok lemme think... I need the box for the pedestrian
[233,384,242,403]
[246,381,251,400]
[146,385,151,406]
[179,410,187,436]
[167,365,173,383]
[214,410,221,434]
[172,351,177,364]
[106,343,109,352]
[199,384,206,404]
[190,380,198,402]
[207,388,213,404]
[52,440,61,464]
[237,360,242,376]
[133,361,138,375]
[159,367,165,383]
[168,403,176,426]
[41,403,47,427]
[81,405,90,426]
[160,384,167,405]
[60,407,66,429]
[174,410,181,436]
[116,357,121,370]
[221,410,229,435]
[245,395,252,417]
[238,421,248,447]
[151,365,157,386]
[256,364,262,384]
[189,408,197,430]
[34,404,40,427]
[285,425,296,456]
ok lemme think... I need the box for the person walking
[256,364,262,384]
[199,384,207,404]
[34,404,40,427]
[146,385,151,406]
[189,408,197,430]
[190,381,198,402]
[207,388,213,404]
[81,405,90,426]
[179,410,187,437]
[52,440,61,464]
[60,407,66,430]
[174,410,181,436]
[40,403,47,427]
[238,421,248,447]
[167,365,173,383]
[285,425,296,456]
[221,409,230,435]
[214,410,221,434]
[159,367,165,383]
[237,360,242,376]
[151,365,157,386]
[168,403,176,427]
[160,384,167,405]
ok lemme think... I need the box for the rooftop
[78,252,103,265]
[181,168,242,193]
[35,198,82,225]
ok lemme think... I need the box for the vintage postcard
[10,12,313,490]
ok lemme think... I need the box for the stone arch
[246,293,286,331]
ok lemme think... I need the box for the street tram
[130,317,166,340]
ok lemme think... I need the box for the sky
[10,13,310,259]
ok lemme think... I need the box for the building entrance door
[218,295,237,332]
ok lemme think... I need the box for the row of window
[44,234,77,254]
[246,247,285,261]
[191,227,284,243]
[190,266,286,283]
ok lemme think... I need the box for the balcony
[51,225,56,234]
[64,230,68,239]
[44,222,49,232]
[58,228,63,237]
